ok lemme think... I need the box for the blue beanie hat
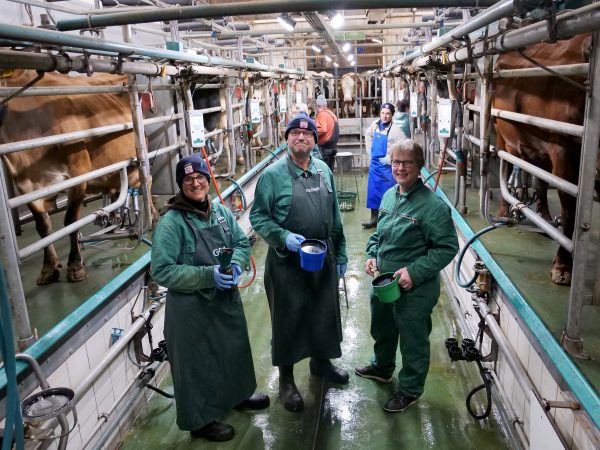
[285,113,318,141]
[381,102,396,114]
[176,153,210,188]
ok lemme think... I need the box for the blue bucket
[299,239,327,271]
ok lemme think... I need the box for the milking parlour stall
[0,1,598,450]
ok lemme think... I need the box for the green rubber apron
[164,210,256,431]
[264,157,343,366]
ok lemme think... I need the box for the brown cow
[0,70,157,285]
[493,33,592,286]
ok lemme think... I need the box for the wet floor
[119,170,513,449]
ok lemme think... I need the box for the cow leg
[534,179,552,222]
[32,209,61,285]
[551,187,576,286]
[146,175,160,226]
[65,187,87,283]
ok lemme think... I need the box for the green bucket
[372,272,401,303]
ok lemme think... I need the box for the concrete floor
[119,170,513,449]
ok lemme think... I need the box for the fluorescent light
[346,54,354,62]
[371,38,383,44]
[277,14,296,32]
[333,62,339,67]
[325,55,332,62]
[330,12,344,29]
[311,45,322,53]
[342,42,351,52]
[350,60,355,66]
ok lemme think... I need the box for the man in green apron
[151,154,269,441]
[250,114,349,412]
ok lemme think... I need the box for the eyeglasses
[183,175,209,186]
[391,160,415,168]
[289,130,314,139]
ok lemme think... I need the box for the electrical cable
[200,146,224,202]
[226,177,247,210]
[144,383,175,399]
[454,223,507,288]
[466,361,493,420]
[237,254,257,289]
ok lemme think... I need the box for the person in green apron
[355,139,458,413]
[151,154,269,442]
[250,114,349,412]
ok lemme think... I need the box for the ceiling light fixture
[342,42,351,52]
[330,12,344,29]
[347,54,354,62]
[325,55,332,62]
[311,45,322,53]
[350,60,356,66]
[371,37,383,44]
[333,62,339,67]
[277,13,296,32]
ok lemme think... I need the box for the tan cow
[1,70,157,285]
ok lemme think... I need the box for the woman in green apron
[355,139,458,413]
[250,114,349,412]
[151,154,269,442]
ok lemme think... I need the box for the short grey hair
[388,139,425,169]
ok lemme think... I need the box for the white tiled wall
[16,291,166,450]
[443,230,599,450]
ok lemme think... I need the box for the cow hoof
[67,267,87,283]
[37,269,60,285]
[551,268,571,286]
[236,156,245,166]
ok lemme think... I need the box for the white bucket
[336,152,353,172]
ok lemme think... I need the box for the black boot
[190,421,234,441]
[278,365,304,412]
[235,392,270,410]
[362,209,379,229]
[309,358,350,384]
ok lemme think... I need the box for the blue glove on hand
[378,156,390,165]
[231,263,243,285]
[285,233,305,253]
[337,263,347,278]
[213,265,235,290]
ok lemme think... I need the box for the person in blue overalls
[363,102,407,229]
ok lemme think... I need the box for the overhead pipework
[54,0,499,32]
[302,11,345,60]
[277,13,297,32]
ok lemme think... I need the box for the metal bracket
[560,330,589,359]
[542,399,580,411]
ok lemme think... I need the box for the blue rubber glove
[337,263,347,278]
[285,233,305,253]
[231,263,243,285]
[213,265,234,290]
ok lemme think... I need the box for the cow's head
[341,75,355,102]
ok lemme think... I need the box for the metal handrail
[19,168,129,260]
